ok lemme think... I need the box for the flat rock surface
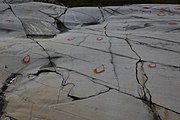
[0,1,180,120]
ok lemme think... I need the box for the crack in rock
[39,8,69,33]
[68,88,111,101]
[108,38,120,90]
[29,38,57,69]
[104,22,163,120]
[0,73,21,119]
[0,2,180,119]
[136,60,162,120]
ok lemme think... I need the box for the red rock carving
[94,64,105,74]
[22,55,30,64]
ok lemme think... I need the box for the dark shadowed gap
[34,0,180,7]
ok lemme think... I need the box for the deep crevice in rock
[0,73,21,119]
[104,23,162,120]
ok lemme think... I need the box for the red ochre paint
[157,7,175,16]
[148,63,157,68]
[5,20,14,23]
[175,6,180,10]
[94,64,105,74]
[168,22,178,25]
[157,12,166,16]
[22,55,30,64]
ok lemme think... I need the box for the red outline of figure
[22,55,30,64]
[157,7,174,16]
[5,20,14,23]
[148,63,157,68]
[168,22,177,25]
[157,13,166,16]
[67,37,74,41]
[94,64,105,74]
[175,6,180,10]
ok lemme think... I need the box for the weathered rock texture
[0,1,180,120]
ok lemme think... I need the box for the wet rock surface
[0,1,180,120]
